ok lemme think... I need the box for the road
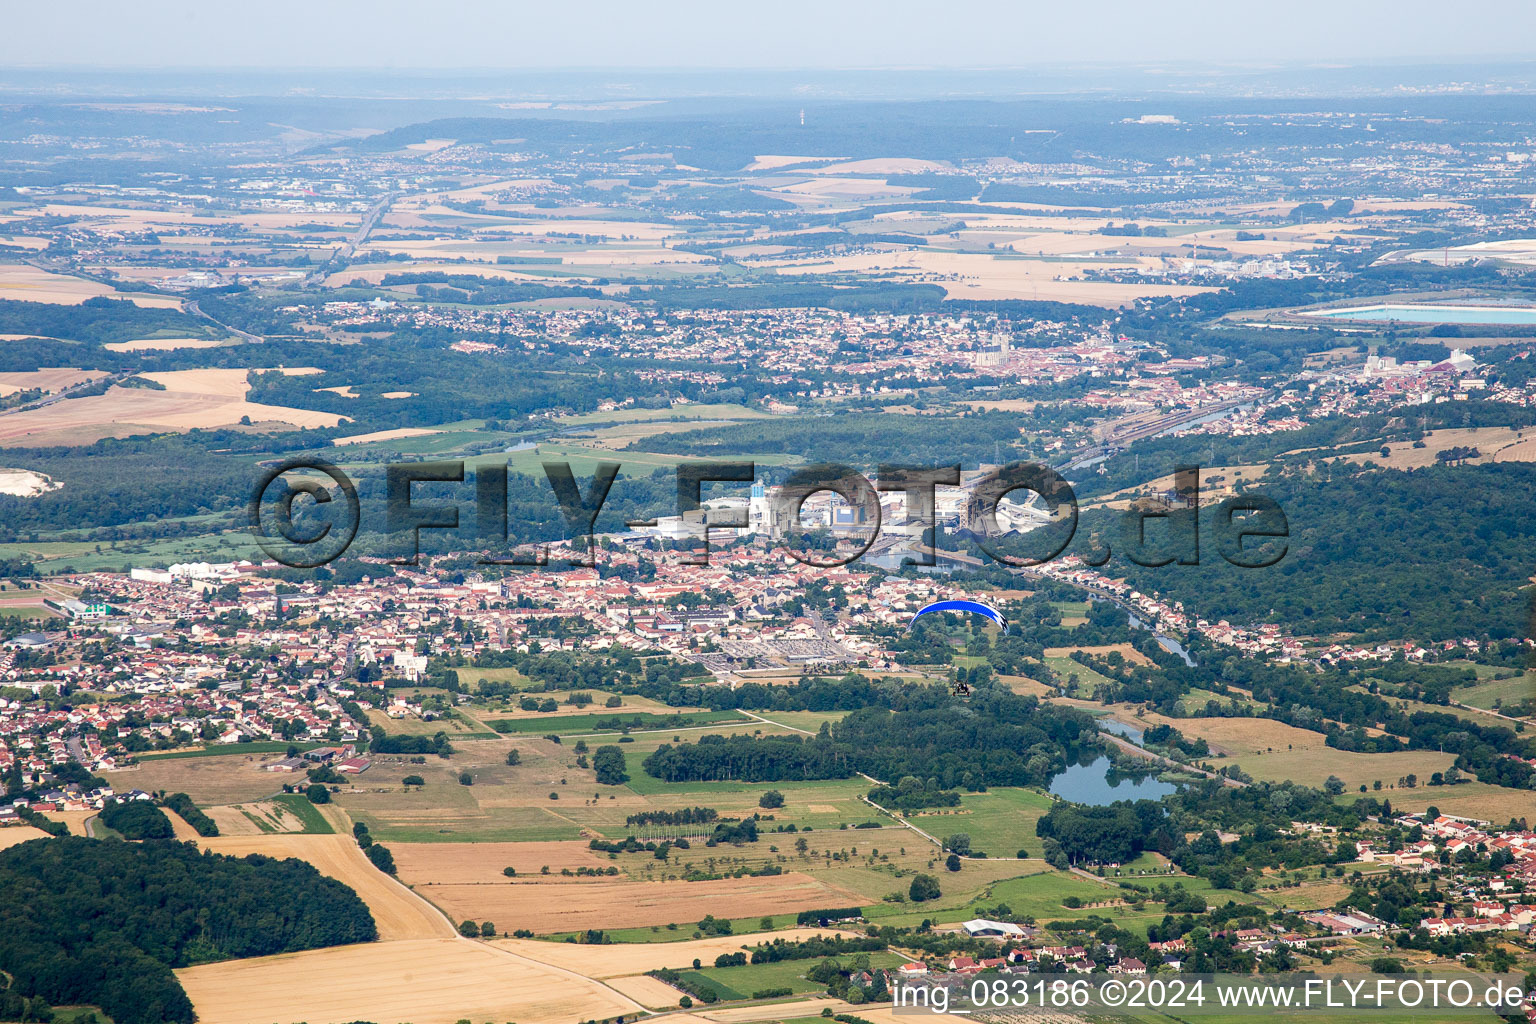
[303,193,394,287]
[1054,396,1256,474]
[1100,730,1245,787]
[1450,699,1529,726]
[186,298,264,343]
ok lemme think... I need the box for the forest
[640,689,1101,789]
[0,836,376,1024]
[1084,460,1536,641]
[97,800,174,839]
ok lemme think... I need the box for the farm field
[0,367,345,447]
[1341,782,1536,825]
[906,786,1054,857]
[366,707,495,736]
[205,795,335,835]
[0,825,53,849]
[391,839,615,878]
[556,402,774,427]
[335,744,874,843]
[691,951,909,1000]
[177,937,638,1024]
[0,367,109,395]
[1449,666,1536,713]
[35,810,95,836]
[491,928,862,976]
[1042,642,1154,666]
[401,871,865,934]
[454,665,533,688]
[103,749,292,804]
[1225,745,1456,790]
[0,263,183,307]
[0,528,265,572]
[607,973,694,1007]
[1042,654,1116,696]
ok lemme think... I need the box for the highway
[303,193,395,287]
[1055,396,1255,475]
[0,368,136,418]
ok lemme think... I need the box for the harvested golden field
[1132,712,1334,756]
[200,833,455,940]
[0,367,109,394]
[1324,427,1532,470]
[762,248,1213,307]
[178,937,637,1024]
[37,810,98,836]
[205,799,313,836]
[402,871,862,934]
[0,263,182,308]
[164,809,203,841]
[492,928,859,977]
[30,203,358,234]
[1002,674,1055,698]
[391,839,613,879]
[776,177,922,200]
[0,825,52,849]
[812,158,950,175]
[606,973,690,1008]
[332,425,439,445]
[103,337,229,352]
[697,998,862,1022]
[0,367,346,446]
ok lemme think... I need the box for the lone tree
[304,784,331,804]
[909,873,942,902]
[945,853,962,872]
[759,790,785,809]
[505,749,521,766]
[459,919,480,938]
[593,745,629,785]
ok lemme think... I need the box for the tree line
[0,836,376,1024]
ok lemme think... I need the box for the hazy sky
[7,0,1536,70]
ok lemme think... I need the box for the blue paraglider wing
[907,599,1008,635]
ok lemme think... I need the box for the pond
[1048,756,1176,805]
[1097,718,1145,743]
